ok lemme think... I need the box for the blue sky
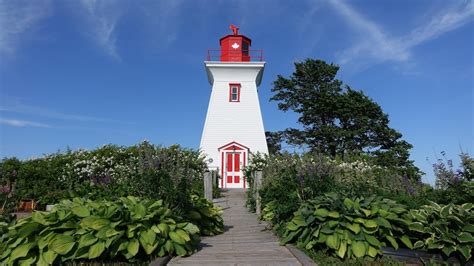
[0,0,473,185]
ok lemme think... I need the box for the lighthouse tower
[200,25,268,189]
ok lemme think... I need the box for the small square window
[229,84,241,102]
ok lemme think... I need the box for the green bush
[278,193,474,262]
[280,193,413,260]
[407,202,473,261]
[184,195,224,236]
[424,180,474,205]
[0,142,207,210]
[0,213,15,239]
[246,152,420,225]
[250,153,336,224]
[0,196,207,265]
[428,152,474,205]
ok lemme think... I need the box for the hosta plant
[407,202,473,261]
[261,200,277,222]
[281,193,413,260]
[0,213,15,241]
[0,197,201,265]
[185,195,224,236]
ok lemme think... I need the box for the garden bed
[381,247,465,265]
[0,142,225,265]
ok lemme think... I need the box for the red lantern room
[220,25,251,62]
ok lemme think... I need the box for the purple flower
[92,174,111,185]
[402,175,416,196]
[448,160,453,167]
[0,185,11,193]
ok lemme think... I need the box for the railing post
[212,170,217,188]
[255,170,263,216]
[204,171,212,201]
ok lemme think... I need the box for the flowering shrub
[330,159,380,195]
[245,152,416,223]
[0,141,207,210]
[58,147,135,190]
[429,152,474,204]
[433,152,473,189]
[245,152,337,224]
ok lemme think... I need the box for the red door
[226,152,241,187]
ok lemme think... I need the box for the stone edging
[149,255,171,266]
[285,244,318,266]
[257,220,317,266]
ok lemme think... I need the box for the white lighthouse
[200,25,268,189]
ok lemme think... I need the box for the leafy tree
[460,152,474,181]
[0,157,21,184]
[265,131,283,155]
[270,59,420,180]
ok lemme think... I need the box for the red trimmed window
[229,83,241,102]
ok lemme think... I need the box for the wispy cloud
[0,99,113,123]
[328,0,474,68]
[76,0,125,60]
[0,104,108,123]
[404,1,474,47]
[0,0,52,56]
[0,118,51,128]
[1,106,116,125]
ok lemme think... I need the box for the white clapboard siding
[200,61,268,188]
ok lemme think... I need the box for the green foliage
[304,249,405,266]
[265,131,283,155]
[429,152,474,205]
[0,213,15,239]
[423,180,474,206]
[261,200,277,222]
[276,192,474,262]
[212,184,221,199]
[0,197,206,265]
[460,153,474,181]
[0,141,207,210]
[406,202,474,261]
[280,193,413,260]
[249,152,419,224]
[184,195,224,236]
[269,58,421,181]
[0,157,21,183]
[259,152,336,224]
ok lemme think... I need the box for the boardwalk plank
[168,190,306,266]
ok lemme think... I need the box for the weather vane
[229,24,239,35]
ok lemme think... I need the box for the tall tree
[265,131,283,155]
[270,59,420,180]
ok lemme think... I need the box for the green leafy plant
[261,200,277,222]
[0,142,207,210]
[0,196,202,265]
[0,213,15,241]
[280,193,413,260]
[407,202,473,261]
[185,195,223,236]
[269,58,422,181]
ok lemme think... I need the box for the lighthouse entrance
[225,152,242,188]
[218,141,249,189]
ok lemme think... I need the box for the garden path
[168,189,310,266]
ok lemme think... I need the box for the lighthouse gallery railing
[206,49,264,62]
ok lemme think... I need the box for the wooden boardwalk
[168,189,310,266]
